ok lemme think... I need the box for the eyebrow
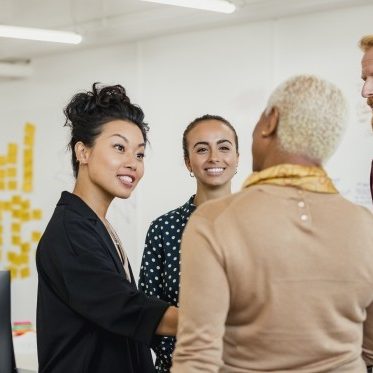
[111,134,145,148]
[193,139,233,148]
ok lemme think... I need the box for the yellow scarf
[242,164,338,194]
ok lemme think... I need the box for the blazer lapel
[92,219,128,278]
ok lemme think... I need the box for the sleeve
[57,216,169,345]
[139,220,165,298]
[171,213,230,373]
[363,300,373,366]
[139,220,176,370]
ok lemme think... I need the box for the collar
[242,164,338,194]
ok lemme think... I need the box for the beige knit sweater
[172,185,373,373]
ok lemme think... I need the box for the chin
[116,190,132,199]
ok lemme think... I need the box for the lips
[205,167,224,176]
[368,98,373,109]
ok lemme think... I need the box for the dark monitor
[0,270,17,373]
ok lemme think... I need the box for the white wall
[0,3,372,325]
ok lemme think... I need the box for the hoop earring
[189,171,195,177]
[235,169,238,175]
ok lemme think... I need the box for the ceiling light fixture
[0,25,82,44]
[140,0,236,14]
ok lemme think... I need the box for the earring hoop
[189,171,195,178]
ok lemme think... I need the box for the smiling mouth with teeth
[205,167,225,175]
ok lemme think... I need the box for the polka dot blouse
[139,196,196,372]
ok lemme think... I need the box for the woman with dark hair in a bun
[36,83,177,373]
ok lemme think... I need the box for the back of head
[360,35,373,52]
[265,75,347,164]
[64,83,148,177]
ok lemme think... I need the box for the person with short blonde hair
[172,75,373,373]
[264,75,347,164]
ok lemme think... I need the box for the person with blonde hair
[359,34,373,201]
[172,75,373,373]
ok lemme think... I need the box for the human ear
[261,107,279,137]
[74,141,90,164]
[184,157,192,172]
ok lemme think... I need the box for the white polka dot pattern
[138,196,196,372]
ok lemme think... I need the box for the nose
[362,77,373,98]
[208,148,220,163]
[124,153,137,171]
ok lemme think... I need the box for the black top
[36,192,169,373]
[138,196,196,372]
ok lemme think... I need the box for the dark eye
[196,147,208,153]
[219,146,231,152]
[114,144,125,152]
[137,152,145,160]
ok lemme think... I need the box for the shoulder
[40,193,105,254]
[148,196,195,229]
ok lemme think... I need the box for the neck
[193,182,232,207]
[262,152,320,171]
[73,177,113,220]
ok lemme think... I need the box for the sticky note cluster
[0,123,42,279]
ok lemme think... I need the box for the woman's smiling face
[78,119,146,200]
[185,119,238,189]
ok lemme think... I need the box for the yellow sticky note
[21,200,30,210]
[12,209,21,219]
[23,184,32,193]
[24,148,32,158]
[7,144,18,164]
[0,225,3,233]
[7,252,17,263]
[7,180,17,190]
[8,266,17,279]
[0,182,5,190]
[19,253,28,265]
[7,168,16,177]
[21,243,30,253]
[11,223,21,233]
[8,143,17,155]
[24,135,34,146]
[0,156,5,166]
[11,195,21,204]
[24,171,32,180]
[8,155,17,164]
[32,231,42,242]
[12,235,21,245]
[32,209,42,220]
[25,123,35,134]
[21,211,30,221]
[20,267,30,278]
[0,169,5,178]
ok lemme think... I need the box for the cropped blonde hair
[360,35,373,52]
[265,75,347,163]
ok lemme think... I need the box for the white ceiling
[0,0,371,61]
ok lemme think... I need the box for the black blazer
[36,192,169,373]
